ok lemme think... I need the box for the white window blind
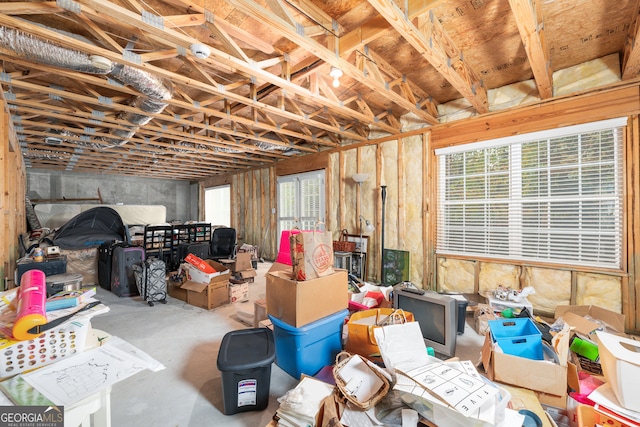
[435,118,626,269]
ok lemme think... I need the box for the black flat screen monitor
[393,287,457,357]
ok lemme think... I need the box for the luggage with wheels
[133,258,168,306]
[111,246,145,297]
[98,240,122,290]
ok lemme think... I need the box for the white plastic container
[596,331,640,410]
[488,296,533,316]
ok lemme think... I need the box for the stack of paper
[275,377,335,427]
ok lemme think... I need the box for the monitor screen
[393,288,457,357]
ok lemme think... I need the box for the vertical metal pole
[380,185,387,284]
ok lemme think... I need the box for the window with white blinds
[276,170,325,247]
[435,118,626,269]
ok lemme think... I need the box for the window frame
[434,117,627,270]
[276,170,326,249]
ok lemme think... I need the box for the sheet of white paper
[22,340,151,407]
[397,362,498,416]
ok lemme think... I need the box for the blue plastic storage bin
[489,318,543,360]
[269,309,348,379]
[488,318,541,339]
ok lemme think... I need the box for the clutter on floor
[5,218,640,427]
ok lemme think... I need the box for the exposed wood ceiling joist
[0,0,636,180]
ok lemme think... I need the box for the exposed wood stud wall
[1,98,25,290]
[397,137,406,251]
[375,144,384,282]
[338,151,346,231]
[627,115,640,330]
[422,133,431,288]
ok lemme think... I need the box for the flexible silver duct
[0,25,173,147]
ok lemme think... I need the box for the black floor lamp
[380,185,387,284]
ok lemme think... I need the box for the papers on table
[9,337,162,406]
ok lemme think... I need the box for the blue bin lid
[217,328,276,371]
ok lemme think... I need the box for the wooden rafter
[368,0,488,114]
[623,1,640,80]
[508,0,553,98]
[225,0,439,125]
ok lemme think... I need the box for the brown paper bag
[290,227,335,281]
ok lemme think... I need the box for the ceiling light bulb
[332,78,340,88]
[329,67,343,79]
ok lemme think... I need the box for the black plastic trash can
[217,327,276,415]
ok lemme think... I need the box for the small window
[205,184,230,226]
[276,170,325,247]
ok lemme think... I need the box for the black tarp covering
[53,207,129,249]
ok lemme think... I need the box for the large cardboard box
[179,260,230,310]
[266,262,348,328]
[555,305,625,393]
[183,279,228,310]
[481,332,570,404]
[168,271,188,302]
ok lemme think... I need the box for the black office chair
[209,227,237,261]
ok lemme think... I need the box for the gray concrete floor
[91,261,485,427]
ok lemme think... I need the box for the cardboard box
[182,259,229,285]
[236,269,257,282]
[555,304,626,394]
[254,298,268,328]
[229,281,249,303]
[235,252,253,271]
[168,271,188,302]
[266,262,348,328]
[179,260,231,310]
[219,253,253,273]
[182,279,229,310]
[168,283,188,302]
[481,332,569,400]
[554,305,625,337]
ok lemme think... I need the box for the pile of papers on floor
[274,318,531,426]
[274,376,335,427]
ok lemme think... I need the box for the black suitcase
[98,240,119,290]
[111,245,145,297]
[133,258,168,306]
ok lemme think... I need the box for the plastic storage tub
[270,309,348,379]
[488,295,533,317]
[216,328,276,415]
[489,318,543,360]
[596,331,640,411]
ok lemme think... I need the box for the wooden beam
[508,0,553,99]
[226,0,438,125]
[368,0,488,114]
[623,2,640,80]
